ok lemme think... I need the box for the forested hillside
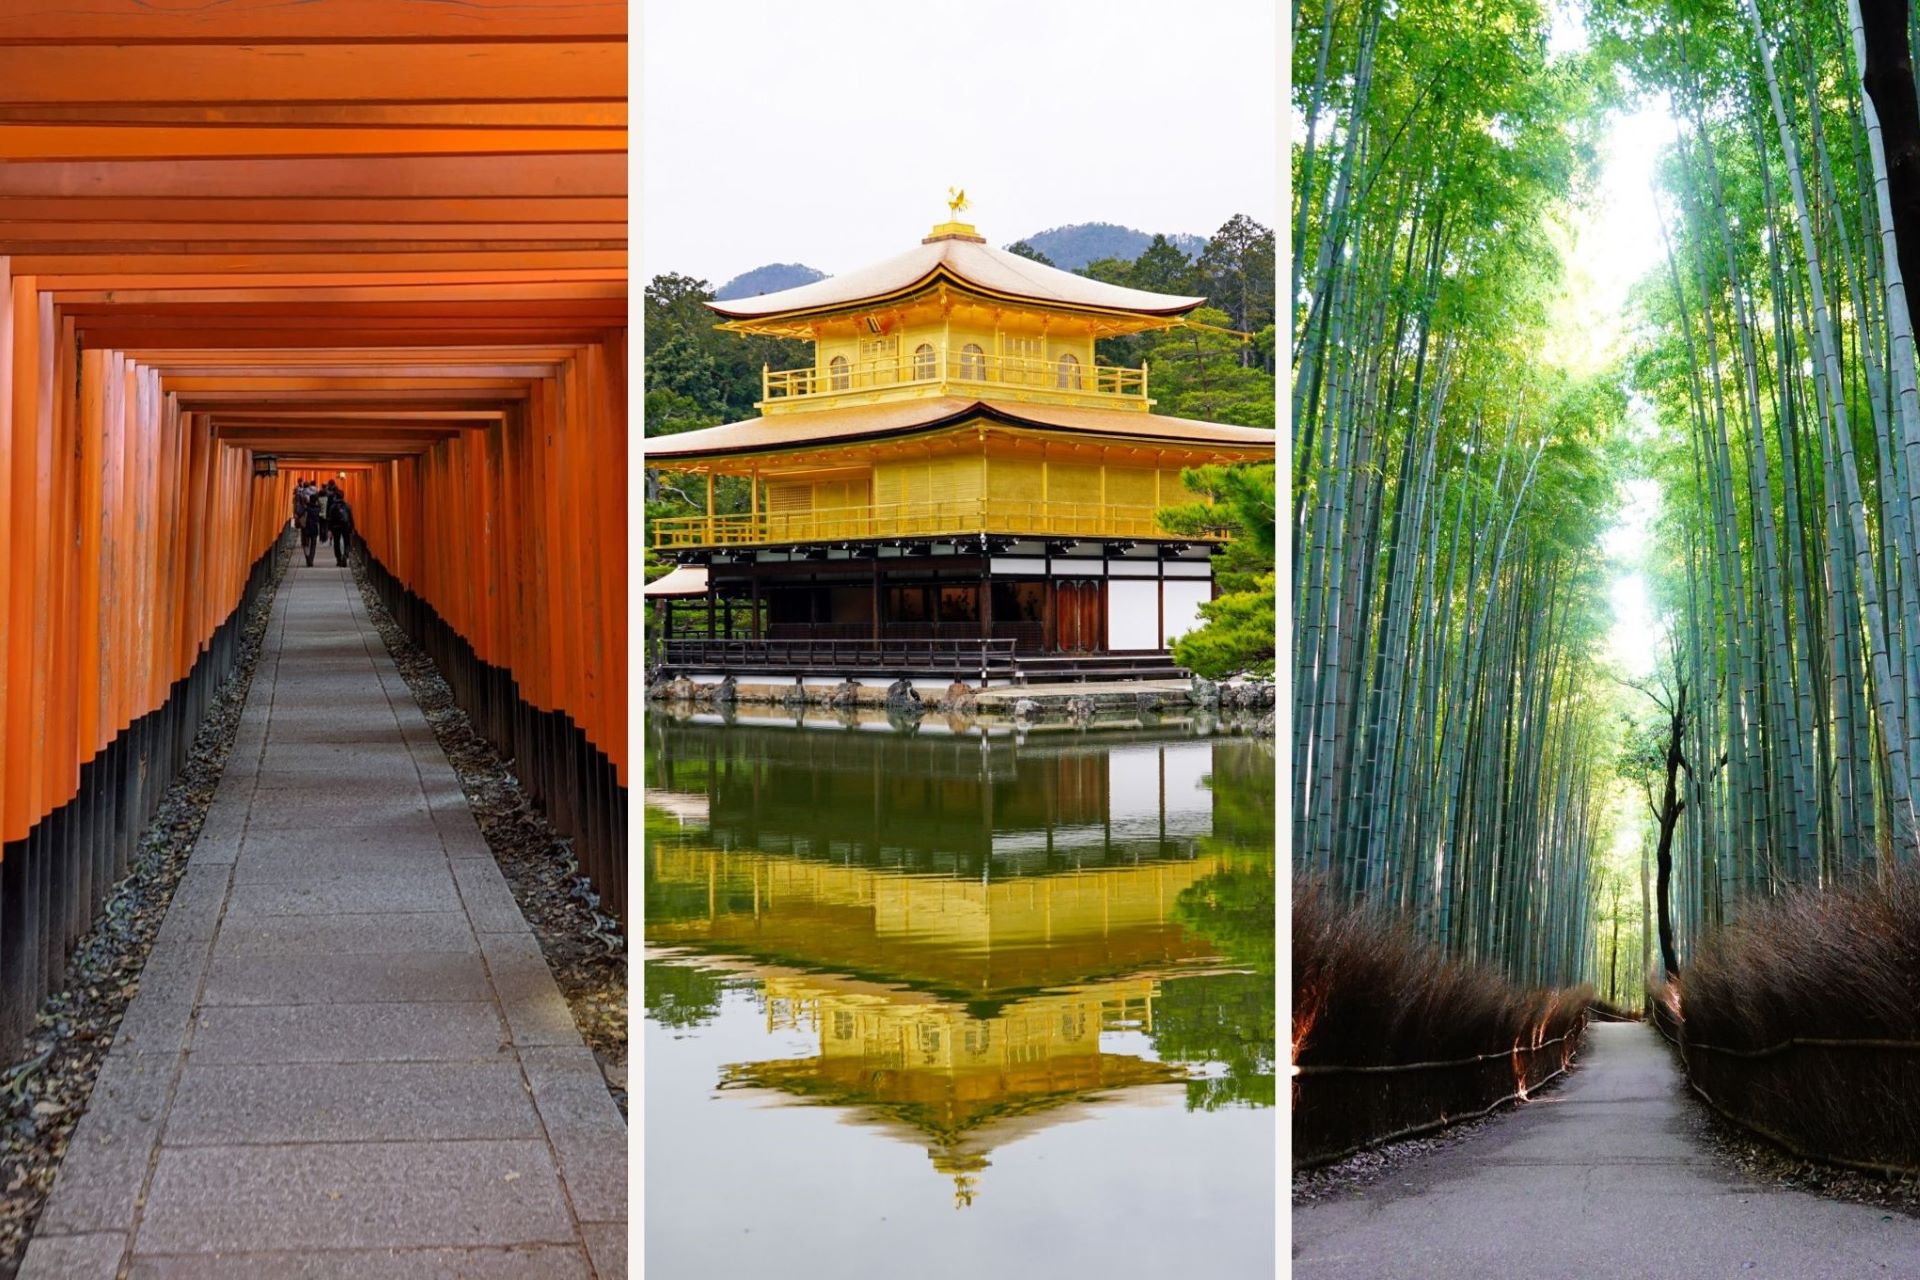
[713,262,825,300]
[1009,221,1206,270]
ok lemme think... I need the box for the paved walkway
[1294,1021,1920,1279]
[20,564,626,1279]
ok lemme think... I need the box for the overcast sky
[640,0,1278,287]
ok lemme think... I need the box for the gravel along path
[0,542,290,1280]
[351,556,627,1115]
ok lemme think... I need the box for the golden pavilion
[644,204,1276,682]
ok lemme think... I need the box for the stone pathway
[19,565,626,1279]
[1293,1021,1920,1279]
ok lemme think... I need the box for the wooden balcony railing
[762,347,1147,409]
[650,497,1219,549]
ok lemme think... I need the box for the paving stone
[109,988,198,1058]
[83,1051,175,1125]
[194,801,247,844]
[16,1232,127,1279]
[453,860,531,934]
[248,754,419,782]
[268,670,391,691]
[187,1003,509,1066]
[230,848,452,884]
[435,820,493,861]
[201,952,495,1006]
[213,912,477,957]
[127,1245,593,1279]
[519,1046,626,1139]
[550,1134,626,1223]
[223,871,463,917]
[165,1062,539,1145]
[238,818,444,858]
[132,1141,577,1254]
[257,733,412,756]
[241,790,432,830]
[35,1055,174,1235]
[417,778,468,813]
[110,941,212,1056]
[399,728,445,760]
[153,867,230,943]
[243,766,415,791]
[248,775,427,802]
[268,700,396,721]
[34,1126,157,1238]
[182,829,241,867]
[579,1224,626,1280]
[265,713,408,740]
[478,932,575,1045]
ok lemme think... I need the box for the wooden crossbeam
[0,0,627,43]
[49,283,628,304]
[12,250,626,276]
[0,197,627,223]
[0,154,625,199]
[0,124,626,161]
[165,375,544,390]
[0,222,627,244]
[82,328,614,347]
[0,45,624,106]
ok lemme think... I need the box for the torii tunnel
[0,3,627,1055]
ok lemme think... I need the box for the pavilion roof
[642,397,1276,461]
[641,565,710,598]
[705,232,1205,323]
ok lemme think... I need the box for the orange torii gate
[0,0,627,1054]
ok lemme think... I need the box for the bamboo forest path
[1293,1023,1920,1279]
[19,564,626,1279]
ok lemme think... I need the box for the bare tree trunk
[1640,831,1653,995]
[1654,681,1689,978]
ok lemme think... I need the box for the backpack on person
[328,496,352,531]
[312,492,331,523]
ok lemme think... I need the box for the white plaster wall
[1163,580,1214,646]
[1107,578,1161,651]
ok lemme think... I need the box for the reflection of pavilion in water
[644,718,1264,1205]
[649,847,1228,1205]
[647,847,1226,998]
[719,968,1187,1208]
[645,718,1228,873]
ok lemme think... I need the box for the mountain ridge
[710,222,1206,298]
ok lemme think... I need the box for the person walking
[291,477,314,532]
[301,484,330,566]
[326,484,355,566]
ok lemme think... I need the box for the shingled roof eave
[642,399,1277,463]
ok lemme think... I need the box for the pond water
[642,709,1276,1279]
